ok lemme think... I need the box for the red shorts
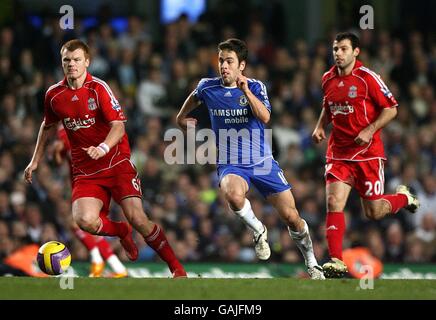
[71,160,142,210]
[325,159,385,200]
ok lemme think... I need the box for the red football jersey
[57,125,71,158]
[321,60,398,161]
[44,73,130,176]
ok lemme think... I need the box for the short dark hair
[60,39,90,59]
[218,38,248,64]
[335,32,360,49]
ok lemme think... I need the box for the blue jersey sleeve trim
[248,79,271,112]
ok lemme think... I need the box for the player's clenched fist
[82,146,106,160]
[176,117,197,133]
[236,75,249,93]
[24,162,38,184]
[312,127,327,144]
[354,124,375,146]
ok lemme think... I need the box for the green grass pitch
[0,277,435,299]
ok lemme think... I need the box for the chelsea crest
[239,95,248,106]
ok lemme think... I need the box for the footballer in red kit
[45,73,131,178]
[312,32,420,278]
[52,126,128,278]
[24,39,187,278]
[46,76,139,207]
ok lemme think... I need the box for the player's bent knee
[225,193,245,211]
[129,214,148,229]
[327,194,342,211]
[76,215,100,234]
[282,209,300,226]
[229,199,245,211]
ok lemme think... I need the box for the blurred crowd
[0,7,435,269]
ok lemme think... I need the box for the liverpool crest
[348,86,357,98]
[88,98,97,110]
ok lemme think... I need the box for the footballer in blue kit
[177,38,324,279]
[193,75,291,198]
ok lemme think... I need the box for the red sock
[326,211,346,260]
[72,227,97,251]
[145,224,182,272]
[380,194,408,214]
[95,238,115,260]
[97,215,128,238]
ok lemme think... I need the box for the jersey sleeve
[96,81,127,123]
[43,91,60,126]
[250,80,271,113]
[192,78,208,103]
[365,72,398,109]
[322,96,333,122]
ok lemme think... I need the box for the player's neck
[67,72,87,89]
[221,77,237,88]
[337,59,356,77]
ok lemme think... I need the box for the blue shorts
[217,159,291,198]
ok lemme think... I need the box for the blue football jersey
[193,77,272,166]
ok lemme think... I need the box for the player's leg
[219,172,269,260]
[70,180,106,276]
[113,162,186,277]
[248,160,323,278]
[322,160,354,277]
[72,176,132,276]
[357,159,420,220]
[325,180,351,258]
[362,185,420,220]
[322,180,352,277]
[119,196,186,277]
[267,189,324,279]
[70,218,105,277]
[72,197,105,233]
[94,236,128,278]
[72,196,130,240]
[72,180,130,239]
[361,187,419,220]
[94,204,128,278]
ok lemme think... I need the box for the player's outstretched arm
[24,121,58,184]
[354,107,397,146]
[312,108,329,144]
[176,91,200,132]
[236,75,270,124]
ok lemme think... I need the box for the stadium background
[0,0,435,278]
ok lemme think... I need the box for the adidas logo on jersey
[71,95,79,101]
[224,91,232,97]
[338,81,344,87]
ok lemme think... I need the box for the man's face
[61,48,89,79]
[218,50,245,86]
[333,39,359,70]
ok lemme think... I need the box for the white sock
[90,247,103,264]
[288,220,318,268]
[233,199,264,234]
[107,255,127,274]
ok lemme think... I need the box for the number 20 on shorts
[364,180,384,197]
